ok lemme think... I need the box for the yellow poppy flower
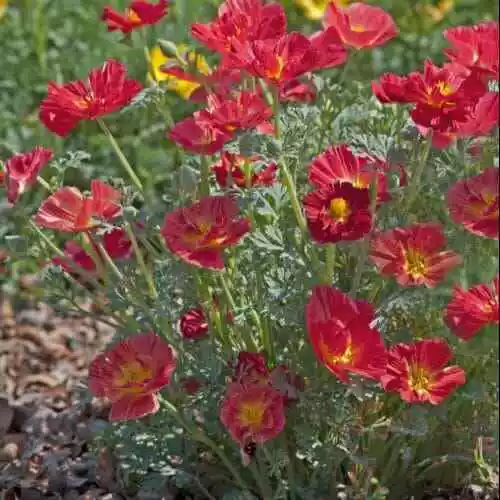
[417,0,454,23]
[294,0,350,21]
[149,45,210,100]
[0,0,8,20]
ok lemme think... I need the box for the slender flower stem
[272,85,281,139]
[96,242,124,282]
[280,160,308,234]
[158,395,249,491]
[97,119,144,193]
[37,176,51,191]
[322,244,336,285]
[83,231,108,284]
[199,155,211,197]
[405,135,432,212]
[124,221,158,299]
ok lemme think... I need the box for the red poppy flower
[456,92,499,139]
[309,27,348,70]
[369,223,461,288]
[88,332,177,421]
[237,32,318,86]
[179,307,209,340]
[53,241,98,279]
[181,376,202,394]
[102,227,133,260]
[34,180,121,233]
[446,167,499,239]
[303,182,372,244]
[372,61,487,132]
[168,117,231,155]
[39,60,142,137]
[220,383,285,445]
[308,144,391,205]
[212,152,278,189]
[161,195,251,269]
[3,147,53,204]
[324,2,398,50]
[381,338,466,405]
[231,351,269,385]
[195,91,273,135]
[445,276,499,340]
[444,21,499,80]
[306,286,387,383]
[191,0,286,60]
[102,0,168,34]
[279,79,317,103]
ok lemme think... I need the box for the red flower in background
[444,21,499,80]
[303,182,372,244]
[161,195,250,270]
[372,60,487,132]
[212,153,278,189]
[382,338,466,405]
[168,117,231,154]
[238,32,318,86]
[179,307,209,340]
[309,27,348,70]
[370,223,461,288]
[34,180,121,233]
[231,351,269,385]
[39,60,142,137]
[446,167,499,239]
[195,91,272,134]
[3,147,53,204]
[102,227,133,260]
[102,0,168,34]
[306,286,387,383]
[445,276,499,340]
[220,383,285,446]
[279,79,317,103]
[181,376,202,394]
[324,2,398,49]
[191,0,286,61]
[53,241,99,279]
[308,144,392,205]
[88,332,177,421]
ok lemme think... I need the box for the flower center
[126,8,142,24]
[115,361,153,394]
[350,23,366,33]
[266,56,285,81]
[320,338,354,366]
[329,197,351,222]
[183,220,212,244]
[436,81,454,96]
[408,364,432,394]
[404,248,427,278]
[239,401,266,429]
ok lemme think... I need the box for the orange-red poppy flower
[34,180,121,233]
[220,383,285,446]
[53,241,99,279]
[195,91,273,134]
[279,79,317,103]
[369,223,461,288]
[324,2,398,50]
[102,227,133,261]
[39,60,142,137]
[212,152,278,189]
[446,167,499,239]
[88,332,177,421]
[239,32,318,86]
[303,182,372,244]
[161,195,251,269]
[168,117,231,154]
[309,27,348,70]
[308,144,392,205]
[102,0,168,34]
[306,286,387,383]
[191,0,286,61]
[445,276,499,340]
[3,147,53,204]
[179,307,209,340]
[381,338,466,405]
[443,21,498,80]
[231,351,270,385]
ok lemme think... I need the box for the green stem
[322,244,336,285]
[83,231,108,285]
[124,221,158,299]
[405,135,432,212]
[158,396,250,491]
[280,160,307,234]
[272,85,281,139]
[199,155,211,197]
[96,242,124,282]
[97,119,144,192]
[37,176,51,191]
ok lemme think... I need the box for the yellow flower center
[115,361,152,394]
[350,23,366,33]
[329,197,351,222]
[408,364,432,394]
[404,248,427,278]
[320,338,354,366]
[266,56,285,81]
[126,8,142,23]
[239,401,266,429]
[436,81,454,96]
